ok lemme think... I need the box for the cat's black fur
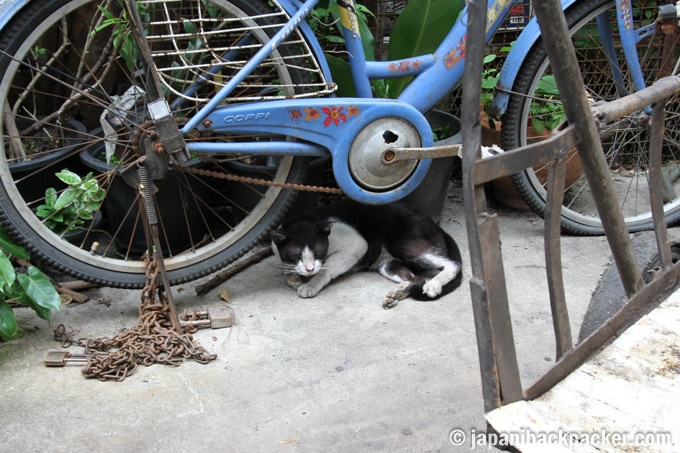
[271,199,462,308]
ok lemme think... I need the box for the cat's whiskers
[277,263,298,275]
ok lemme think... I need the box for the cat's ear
[270,229,289,244]
[319,220,336,237]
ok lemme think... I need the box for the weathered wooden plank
[486,293,680,452]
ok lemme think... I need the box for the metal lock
[178,305,233,330]
[44,351,89,367]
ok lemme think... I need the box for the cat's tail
[408,234,463,301]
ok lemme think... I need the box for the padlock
[44,351,89,367]
[178,306,233,330]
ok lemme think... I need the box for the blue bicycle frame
[0,0,653,204]
[181,0,521,204]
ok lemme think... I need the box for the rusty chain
[130,118,342,194]
[53,253,216,382]
[51,143,340,380]
[175,164,344,194]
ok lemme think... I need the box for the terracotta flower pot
[481,111,583,211]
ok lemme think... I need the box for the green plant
[481,49,565,133]
[480,53,500,114]
[93,0,152,72]
[528,75,566,133]
[0,227,60,341]
[36,170,105,233]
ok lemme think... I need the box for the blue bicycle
[0,0,677,287]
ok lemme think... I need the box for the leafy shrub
[0,228,60,341]
[36,170,105,233]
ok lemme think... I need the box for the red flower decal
[290,109,303,120]
[322,106,346,126]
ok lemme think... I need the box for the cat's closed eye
[285,245,302,261]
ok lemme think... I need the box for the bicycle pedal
[44,351,89,367]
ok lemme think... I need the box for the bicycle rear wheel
[502,0,680,235]
[0,0,326,287]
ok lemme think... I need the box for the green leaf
[44,187,57,207]
[36,206,53,219]
[92,188,106,202]
[85,201,101,211]
[17,266,61,312]
[386,0,463,97]
[0,228,30,260]
[483,54,497,64]
[182,18,197,35]
[0,250,16,290]
[77,210,94,221]
[0,299,20,341]
[325,35,346,44]
[325,54,357,97]
[56,169,82,186]
[481,75,498,89]
[54,188,80,210]
[14,291,52,321]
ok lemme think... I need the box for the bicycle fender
[490,0,579,117]
[0,0,29,30]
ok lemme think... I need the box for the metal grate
[141,0,334,105]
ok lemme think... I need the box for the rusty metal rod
[544,153,573,360]
[462,0,522,413]
[138,166,182,333]
[592,76,680,127]
[533,0,644,297]
[648,100,673,268]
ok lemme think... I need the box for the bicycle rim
[502,0,680,235]
[0,0,323,287]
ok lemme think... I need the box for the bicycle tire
[502,0,680,235]
[0,0,319,287]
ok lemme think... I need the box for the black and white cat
[271,200,463,309]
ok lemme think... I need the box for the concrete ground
[0,186,650,452]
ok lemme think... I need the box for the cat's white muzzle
[296,246,321,276]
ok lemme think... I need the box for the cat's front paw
[285,274,303,290]
[297,282,322,298]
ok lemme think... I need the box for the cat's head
[271,220,334,277]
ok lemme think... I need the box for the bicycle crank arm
[381,135,462,164]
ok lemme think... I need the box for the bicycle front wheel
[502,0,680,235]
[0,0,325,287]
